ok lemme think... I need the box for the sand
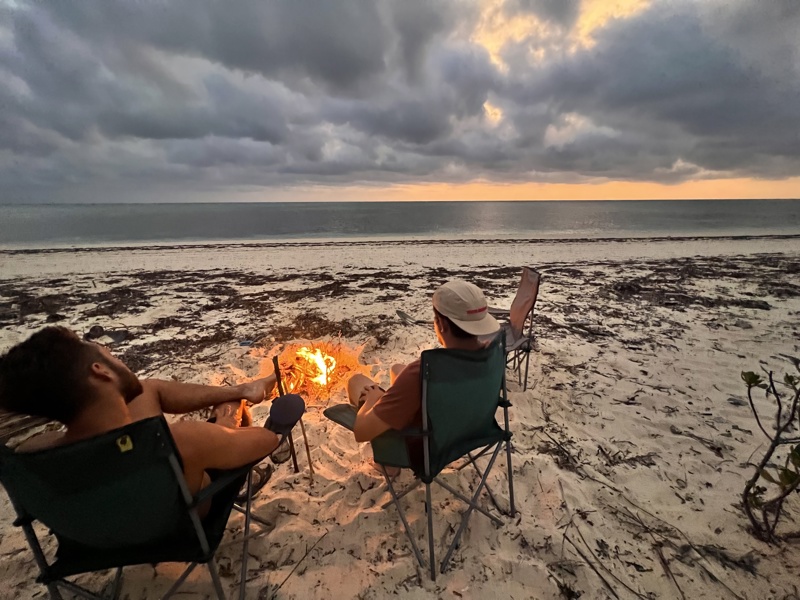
[0,235,799,599]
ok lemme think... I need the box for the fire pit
[263,340,370,404]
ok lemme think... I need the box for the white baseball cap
[432,280,500,336]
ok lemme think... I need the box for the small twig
[562,536,620,599]
[613,501,747,600]
[625,508,685,599]
[558,482,646,599]
[271,530,330,595]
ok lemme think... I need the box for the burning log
[268,340,370,405]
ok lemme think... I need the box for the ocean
[0,200,798,249]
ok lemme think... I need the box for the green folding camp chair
[0,416,272,600]
[324,336,515,580]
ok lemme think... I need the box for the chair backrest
[420,337,506,478]
[509,267,541,339]
[0,417,192,549]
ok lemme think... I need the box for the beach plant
[741,361,800,543]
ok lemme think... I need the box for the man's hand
[237,375,277,405]
[359,384,383,410]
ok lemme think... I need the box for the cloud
[505,0,800,178]
[507,0,582,28]
[0,0,798,202]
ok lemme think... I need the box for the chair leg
[380,478,421,510]
[506,439,516,516]
[426,483,436,582]
[509,351,521,385]
[455,444,494,471]
[110,567,123,600]
[382,468,426,572]
[463,451,504,516]
[20,522,66,600]
[55,580,105,600]
[47,583,65,600]
[434,478,503,526]
[239,469,253,600]
[440,443,502,574]
[232,504,273,529]
[287,432,300,473]
[523,347,532,391]
[207,559,226,600]
[162,563,197,600]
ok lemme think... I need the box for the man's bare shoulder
[127,379,164,420]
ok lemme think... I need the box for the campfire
[266,340,370,404]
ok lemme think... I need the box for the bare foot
[237,375,277,405]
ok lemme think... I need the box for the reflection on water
[0,200,798,248]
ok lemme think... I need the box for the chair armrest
[324,405,427,438]
[323,404,357,431]
[488,307,510,317]
[506,335,533,352]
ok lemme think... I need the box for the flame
[260,340,369,404]
[296,346,336,386]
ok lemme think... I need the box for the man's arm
[353,387,392,442]
[142,375,276,415]
[354,358,421,443]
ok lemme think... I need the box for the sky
[0,0,799,203]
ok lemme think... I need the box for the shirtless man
[0,326,285,497]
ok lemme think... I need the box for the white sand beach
[1,235,799,599]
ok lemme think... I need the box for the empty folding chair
[489,267,541,390]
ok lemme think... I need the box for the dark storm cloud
[324,43,497,145]
[42,0,388,91]
[502,0,800,179]
[507,0,582,28]
[0,0,798,201]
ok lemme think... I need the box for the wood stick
[299,418,315,480]
[273,530,329,595]
[272,356,285,395]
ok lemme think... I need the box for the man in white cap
[348,280,500,448]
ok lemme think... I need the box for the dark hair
[433,309,475,339]
[0,327,103,424]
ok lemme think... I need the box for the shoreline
[1,234,797,280]
[1,232,799,254]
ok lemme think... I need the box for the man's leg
[390,363,407,385]
[207,401,275,503]
[209,400,249,427]
[346,374,400,478]
[347,374,382,408]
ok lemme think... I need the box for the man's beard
[107,360,144,403]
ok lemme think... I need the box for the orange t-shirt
[372,359,422,430]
